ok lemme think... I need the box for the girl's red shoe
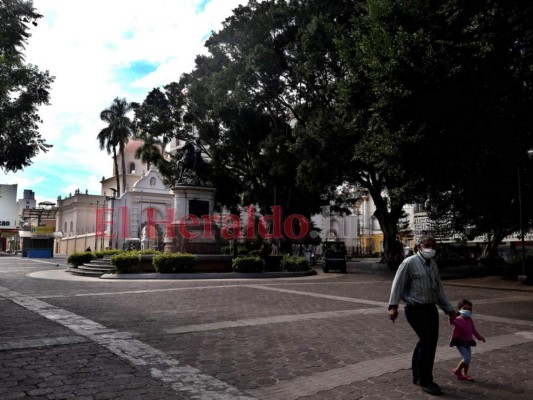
[453,368,465,380]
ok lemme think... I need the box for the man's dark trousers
[404,303,440,385]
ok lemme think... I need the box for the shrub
[137,249,162,255]
[95,249,123,259]
[281,255,309,271]
[153,253,196,273]
[67,251,95,267]
[232,256,263,273]
[110,252,140,274]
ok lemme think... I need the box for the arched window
[64,222,67,233]
[70,221,74,234]
[150,177,156,187]
[129,162,136,174]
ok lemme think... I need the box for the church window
[129,162,136,174]
[150,177,156,187]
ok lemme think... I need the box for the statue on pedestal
[176,141,211,186]
[140,226,149,250]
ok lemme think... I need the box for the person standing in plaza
[259,241,270,271]
[449,299,486,382]
[388,235,457,396]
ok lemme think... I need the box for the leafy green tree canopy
[133,0,533,262]
[134,0,332,220]
[349,0,533,255]
[0,0,54,172]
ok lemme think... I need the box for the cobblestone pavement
[1,256,533,399]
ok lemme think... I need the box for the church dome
[124,139,143,154]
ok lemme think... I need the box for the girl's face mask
[459,309,472,318]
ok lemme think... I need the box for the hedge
[110,252,141,274]
[67,251,95,267]
[232,256,263,273]
[153,253,197,273]
[94,249,123,259]
[281,255,309,271]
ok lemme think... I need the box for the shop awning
[22,207,58,220]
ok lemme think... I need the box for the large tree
[97,97,135,195]
[182,0,361,220]
[136,0,415,255]
[288,0,418,266]
[0,0,54,172]
[343,0,533,260]
[293,0,533,266]
[136,0,533,263]
[134,0,334,221]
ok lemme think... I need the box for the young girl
[449,299,486,381]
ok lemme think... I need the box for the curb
[443,280,533,293]
[99,270,317,280]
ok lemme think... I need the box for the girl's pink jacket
[449,317,482,346]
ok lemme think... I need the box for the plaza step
[68,258,115,277]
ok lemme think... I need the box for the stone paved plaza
[1,256,533,399]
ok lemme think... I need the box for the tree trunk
[377,216,403,270]
[112,148,121,195]
[120,144,127,195]
[480,230,508,266]
[367,185,404,270]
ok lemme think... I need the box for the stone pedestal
[167,185,221,254]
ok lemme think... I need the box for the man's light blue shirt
[389,252,454,313]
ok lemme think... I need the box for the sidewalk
[0,290,183,400]
[444,274,533,292]
[1,256,533,399]
[22,254,533,293]
[348,258,533,292]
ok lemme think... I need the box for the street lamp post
[107,188,117,249]
[95,200,99,251]
[101,197,105,250]
[518,165,526,277]
[114,197,120,250]
[518,149,533,282]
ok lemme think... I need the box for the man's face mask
[420,247,436,259]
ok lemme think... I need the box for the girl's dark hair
[458,299,472,309]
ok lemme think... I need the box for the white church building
[55,140,175,254]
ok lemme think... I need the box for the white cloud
[4,0,248,203]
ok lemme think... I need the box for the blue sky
[3,0,246,204]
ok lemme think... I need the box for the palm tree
[97,119,120,195]
[97,97,135,195]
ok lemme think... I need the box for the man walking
[388,235,456,396]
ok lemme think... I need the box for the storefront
[20,204,59,258]
[0,184,19,252]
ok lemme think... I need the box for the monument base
[194,254,233,272]
[165,223,222,255]
[167,185,222,255]
[138,253,233,272]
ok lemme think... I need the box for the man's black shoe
[420,382,443,396]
